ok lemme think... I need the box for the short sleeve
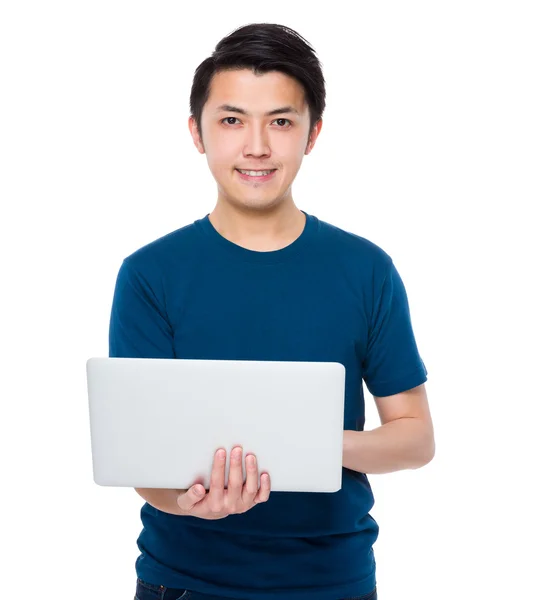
[362,259,428,397]
[108,259,175,359]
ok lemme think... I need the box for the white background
[1,1,534,598]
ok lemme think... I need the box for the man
[109,23,435,600]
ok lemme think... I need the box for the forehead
[206,69,308,114]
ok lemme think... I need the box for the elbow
[413,439,435,470]
[422,440,436,467]
[427,438,436,462]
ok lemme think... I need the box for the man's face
[189,68,322,213]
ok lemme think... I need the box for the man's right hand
[176,446,271,520]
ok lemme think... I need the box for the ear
[188,116,205,155]
[305,118,323,155]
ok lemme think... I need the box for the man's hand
[177,446,271,520]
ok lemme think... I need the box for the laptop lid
[86,357,346,493]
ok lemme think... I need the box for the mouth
[235,168,277,183]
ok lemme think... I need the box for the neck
[208,202,305,252]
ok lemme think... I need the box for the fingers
[243,453,260,500]
[226,446,244,511]
[243,453,270,506]
[208,448,226,513]
[254,472,271,504]
[177,447,270,518]
[176,484,206,512]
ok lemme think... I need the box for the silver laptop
[86,357,346,493]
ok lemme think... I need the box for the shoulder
[122,220,199,274]
[316,214,393,276]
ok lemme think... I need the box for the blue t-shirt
[109,210,428,600]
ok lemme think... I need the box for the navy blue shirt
[109,210,428,599]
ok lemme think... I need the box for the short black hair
[189,23,326,144]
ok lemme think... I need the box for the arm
[342,417,434,474]
[107,259,179,505]
[342,383,435,474]
[134,488,190,515]
[356,259,433,474]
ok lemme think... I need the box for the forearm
[134,488,189,515]
[342,418,435,474]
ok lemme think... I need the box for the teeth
[237,169,274,177]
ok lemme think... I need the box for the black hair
[189,23,326,144]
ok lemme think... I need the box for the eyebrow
[215,104,300,117]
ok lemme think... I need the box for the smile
[235,169,277,183]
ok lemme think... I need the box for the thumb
[177,485,206,511]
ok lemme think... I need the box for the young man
[109,23,435,600]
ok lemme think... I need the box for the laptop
[86,357,346,493]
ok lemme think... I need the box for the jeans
[134,577,378,600]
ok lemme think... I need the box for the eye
[220,117,292,128]
[273,118,292,128]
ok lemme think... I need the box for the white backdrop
[1,1,533,598]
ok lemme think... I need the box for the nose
[243,123,271,158]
